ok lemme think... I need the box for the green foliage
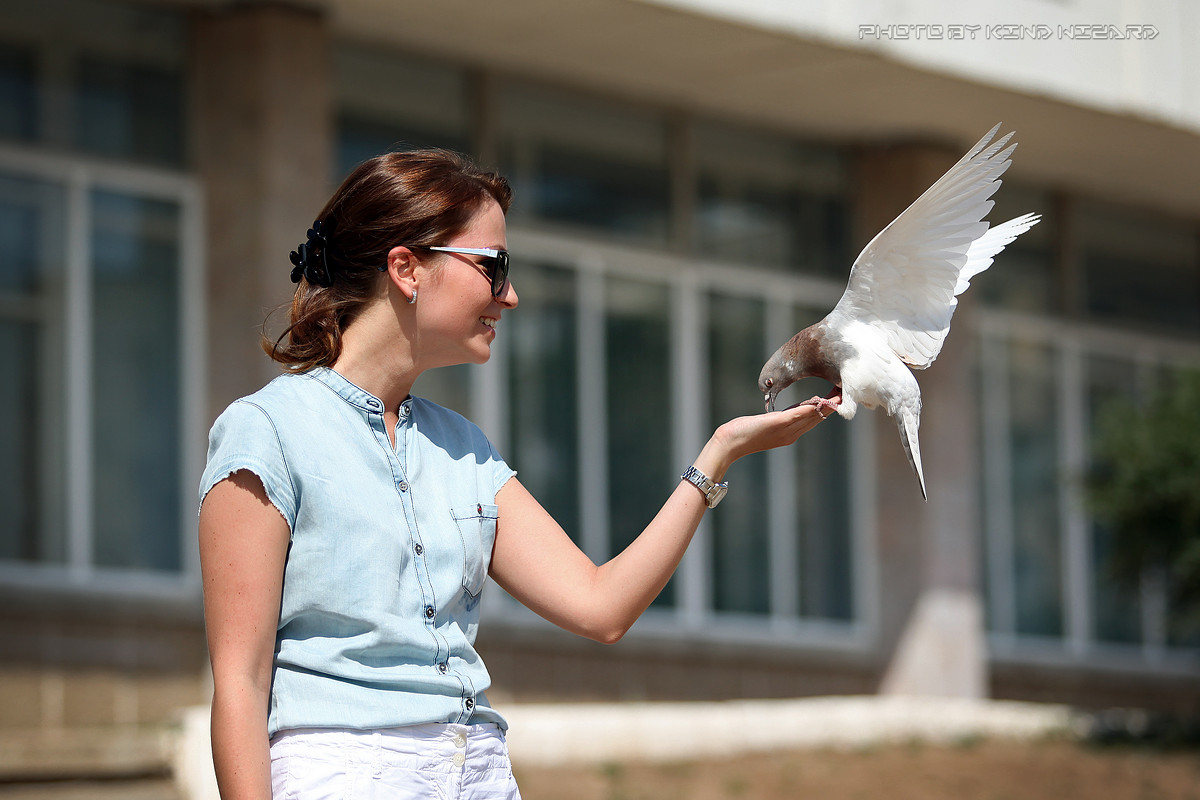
[1087,371,1200,615]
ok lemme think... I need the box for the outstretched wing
[832,124,1035,369]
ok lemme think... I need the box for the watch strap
[680,465,728,508]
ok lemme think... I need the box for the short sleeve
[488,438,517,498]
[198,399,298,532]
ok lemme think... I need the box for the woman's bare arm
[489,403,825,643]
[199,470,291,800]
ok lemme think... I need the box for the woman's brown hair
[264,148,512,371]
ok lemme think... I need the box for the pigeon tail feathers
[896,408,928,502]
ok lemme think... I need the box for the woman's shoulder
[210,371,325,431]
[409,398,493,447]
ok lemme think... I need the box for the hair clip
[289,219,334,287]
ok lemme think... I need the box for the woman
[198,148,830,800]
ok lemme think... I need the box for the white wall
[638,0,1200,134]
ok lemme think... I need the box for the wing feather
[833,125,1037,369]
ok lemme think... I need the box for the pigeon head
[758,350,799,413]
[758,324,844,412]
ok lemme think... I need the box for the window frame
[979,307,1200,674]
[0,142,205,603]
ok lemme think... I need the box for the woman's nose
[498,278,518,309]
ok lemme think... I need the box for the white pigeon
[757,124,1040,500]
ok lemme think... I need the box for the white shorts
[269,723,522,800]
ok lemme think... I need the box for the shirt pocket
[450,503,498,598]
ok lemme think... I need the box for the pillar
[855,140,988,698]
[190,2,334,418]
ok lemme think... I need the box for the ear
[383,245,419,302]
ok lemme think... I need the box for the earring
[407,290,417,305]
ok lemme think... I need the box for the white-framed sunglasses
[406,245,510,297]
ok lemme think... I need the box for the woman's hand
[695,400,832,481]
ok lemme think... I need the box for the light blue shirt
[199,367,515,736]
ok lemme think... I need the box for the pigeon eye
[764,378,773,389]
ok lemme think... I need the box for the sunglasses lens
[490,252,510,296]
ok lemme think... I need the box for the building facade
[1,0,1197,786]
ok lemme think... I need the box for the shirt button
[452,732,467,748]
[367,399,380,410]
[437,662,448,674]
[464,697,475,711]
[398,480,409,492]
[414,543,424,556]
[452,752,466,767]
[424,605,435,620]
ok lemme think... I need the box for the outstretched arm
[199,471,291,800]
[489,403,826,643]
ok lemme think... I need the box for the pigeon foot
[802,393,841,419]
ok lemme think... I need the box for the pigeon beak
[764,392,776,413]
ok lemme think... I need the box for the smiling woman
[198,147,828,800]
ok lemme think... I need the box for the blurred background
[0,0,1197,796]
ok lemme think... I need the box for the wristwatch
[680,466,728,509]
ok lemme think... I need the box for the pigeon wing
[832,124,1031,369]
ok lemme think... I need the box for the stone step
[0,726,176,783]
[0,777,181,799]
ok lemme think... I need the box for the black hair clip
[289,219,335,287]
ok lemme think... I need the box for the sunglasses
[408,245,510,297]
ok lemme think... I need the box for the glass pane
[792,302,853,620]
[337,115,473,179]
[508,263,579,537]
[1079,200,1200,335]
[0,174,66,563]
[90,189,181,571]
[76,56,185,166]
[1009,340,1063,637]
[694,122,851,277]
[0,43,37,143]
[979,186,1059,314]
[606,277,673,605]
[1167,582,1200,648]
[497,82,670,243]
[1086,355,1142,644]
[708,293,769,614]
[334,45,473,177]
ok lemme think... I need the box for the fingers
[780,400,833,422]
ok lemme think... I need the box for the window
[0,153,202,583]
[496,82,671,244]
[0,0,187,168]
[0,44,37,143]
[606,276,674,606]
[0,174,67,564]
[980,321,1200,662]
[980,196,1200,666]
[0,0,199,590]
[505,262,580,537]
[486,234,863,635]
[979,185,1059,315]
[693,122,851,278]
[334,46,473,178]
[1078,200,1199,336]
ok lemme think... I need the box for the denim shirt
[199,367,515,736]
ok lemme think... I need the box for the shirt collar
[307,366,411,416]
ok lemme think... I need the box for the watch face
[708,484,728,508]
